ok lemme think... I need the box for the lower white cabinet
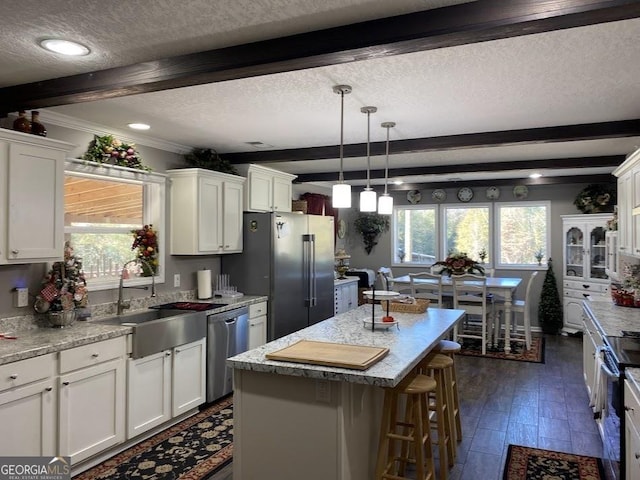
[0,353,56,456]
[334,278,359,315]
[58,337,127,464]
[563,280,610,333]
[248,301,268,350]
[625,379,640,479]
[127,337,206,439]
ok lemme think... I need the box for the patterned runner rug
[458,336,545,363]
[74,395,233,480]
[503,444,605,480]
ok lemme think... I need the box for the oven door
[598,346,621,480]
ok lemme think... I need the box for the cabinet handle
[626,406,634,412]
[9,374,17,380]
[45,387,52,392]
[218,245,223,248]
[165,351,171,356]
[636,452,640,459]
[91,353,99,358]
[62,381,70,386]
[175,349,180,354]
[583,284,590,289]
[11,249,18,255]
[225,245,230,248]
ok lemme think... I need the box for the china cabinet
[0,128,73,263]
[237,164,297,212]
[168,168,245,255]
[562,214,611,333]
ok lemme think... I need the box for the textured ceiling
[1,0,639,190]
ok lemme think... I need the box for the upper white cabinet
[236,164,297,212]
[168,168,245,255]
[0,128,73,264]
[613,148,640,256]
[561,214,611,333]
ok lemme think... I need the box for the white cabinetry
[0,128,73,263]
[58,337,127,464]
[605,230,619,280]
[0,353,56,456]
[127,337,206,439]
[334,278,359,315]
[248,301,268,350]
[625,379,640,480]
[562,214,611,333]
[168,168,245,255]
[237,164,297,212]
[614,148,640,256]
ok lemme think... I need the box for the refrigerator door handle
[310,234,317,307]
[303,234,316,307]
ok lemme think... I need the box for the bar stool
[418,353,456,480]
[376,374,437,480]
[433,340,462,445]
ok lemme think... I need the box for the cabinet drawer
[564,289,609,301]
[249,301,267,318]
[60,336,126,374]
[563,280,609,293]
[0,353,55,391]
[625,380,640,430]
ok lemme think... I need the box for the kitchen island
[227,304,466,480]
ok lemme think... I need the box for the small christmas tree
[39,242,88,312]
[538,258,563,334]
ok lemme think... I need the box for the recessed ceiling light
[128,123,150,130]
[529,173,542,179]
[393,180,404,185]
[39,38,90,56]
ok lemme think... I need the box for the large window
[64,159,166,290]
[392,200,549,268]
[393,206,437,265]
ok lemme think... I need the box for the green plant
[83,134,148,171]
[433,252,484,276]
[573,183,616,214]
[354,213,390,254]
[184,148,237,174]
[538,258,563,334]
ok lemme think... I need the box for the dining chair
[494,271,538,351]
[378,267,411,294]
[451,274,492,355]
[409,272,450,308]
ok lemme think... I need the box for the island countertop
[227,304,465,388]
[583,300,640,337]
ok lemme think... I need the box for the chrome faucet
[117,258,157,315]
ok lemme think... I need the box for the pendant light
[332,85,352,208]
[378,121,395,215]
[359,106,377,212]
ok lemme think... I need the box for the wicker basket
[380,298,430,313]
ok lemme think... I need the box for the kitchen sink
[93,309,206,358]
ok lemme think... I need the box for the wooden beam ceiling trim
[1,0,639,113]
[225,120,640,165]
[294,155,625,183]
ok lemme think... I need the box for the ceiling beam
[294,155,625,183]
[225,120,640,164]
[1,0,639,113]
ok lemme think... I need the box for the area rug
[74,396,233,480]
[503,444,605,480]
[458,336,545,363]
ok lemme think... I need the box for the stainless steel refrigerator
[222,212,335,341]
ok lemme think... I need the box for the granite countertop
[0,295,267,366]
[583,300,640,337]
[334,277,359,286]
[227,304,465,388]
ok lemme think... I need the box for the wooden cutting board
[265,340,389,370]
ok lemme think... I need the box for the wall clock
[457,187,473,203]
[432,189,446,202]
[486,186,500,200]
[407,190,422,204]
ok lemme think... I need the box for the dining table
[391,274,523,353]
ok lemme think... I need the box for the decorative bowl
[47,310,77,328]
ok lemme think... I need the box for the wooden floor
[209,334,598,480]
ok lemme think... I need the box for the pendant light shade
[359,106,377,212]
[332,85,352,208]
[378,121,395,215]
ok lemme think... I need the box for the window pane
[393,207,436,264]
[498,204,548,265]
[68,232,135,279]
[443,206,489,262]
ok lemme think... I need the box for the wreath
[573,184,616,214]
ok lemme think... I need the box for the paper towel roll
[197,270,212,299]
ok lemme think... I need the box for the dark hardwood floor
[211,334,596,480]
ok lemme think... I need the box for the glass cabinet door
[565,226,584,278]
[589,225,608,280]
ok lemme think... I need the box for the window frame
[64,159,167,291]
[391,204,439,267]
[495,200,551,270]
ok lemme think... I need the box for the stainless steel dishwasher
[207,306,250,402]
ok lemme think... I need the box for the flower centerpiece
[433,252,485,276]
[131,224,159,276]
[83,134,149,171]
